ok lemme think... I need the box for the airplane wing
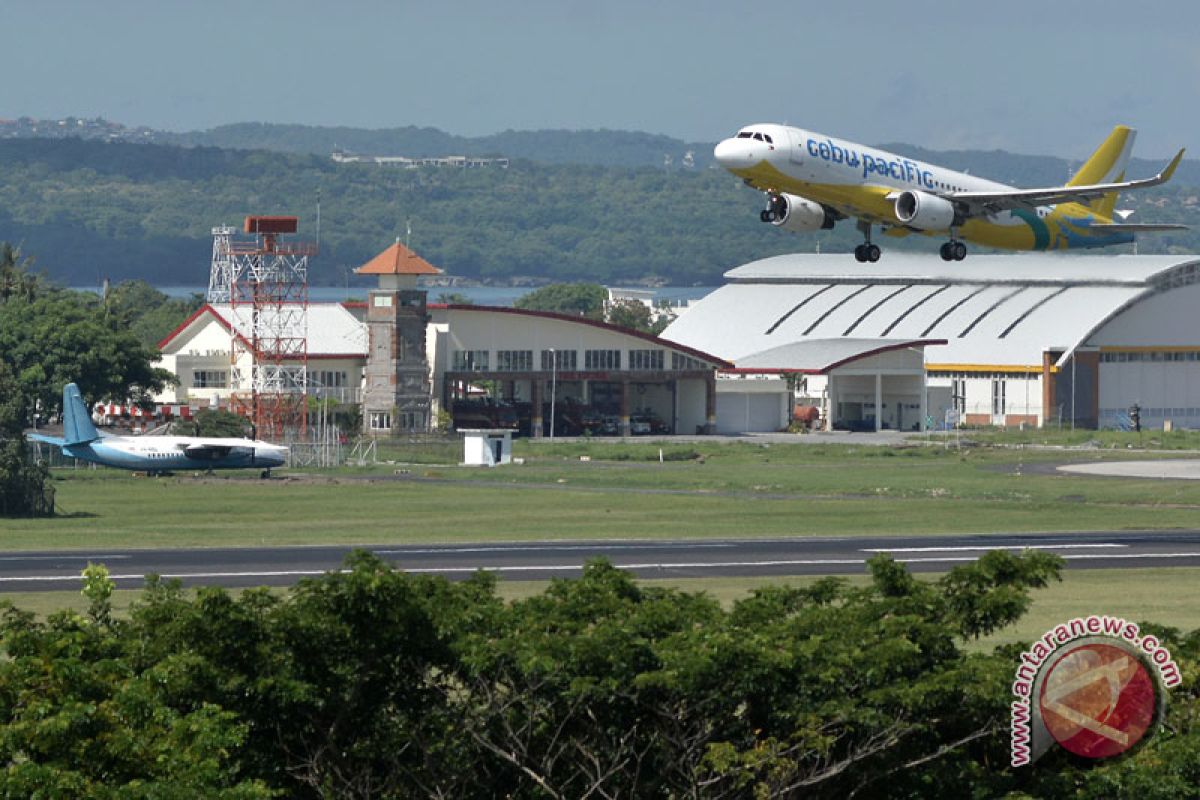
[947,149,1185,215]
[1089,222,1190,232]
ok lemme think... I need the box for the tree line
[1,137,1195,291]
[0,246,189,516]
[1,550,1195,797]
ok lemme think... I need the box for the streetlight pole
[549,348,557,440]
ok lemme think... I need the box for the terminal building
[664,253,1200,432]
[154,240,730,437]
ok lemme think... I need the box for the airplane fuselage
[714,124,1134,252]
[60,435,287,472]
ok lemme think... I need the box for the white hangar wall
[1088,281,1200,430]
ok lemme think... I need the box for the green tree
[0,258,176,416]
[514,283,607,318]
[104,280,203,349]
[435,291,474,305]
[604,297,674,334]
[2,550,1196,797]
[0,362,54,517]
[0,601,273,797]
[0,243,42,303]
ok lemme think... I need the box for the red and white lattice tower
[220,216,316,440]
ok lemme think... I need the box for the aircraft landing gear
[940,235,967,262]
[760,193,785,223]
[260,469,272,480]
[854,221,881,262]
[854,244,881,263]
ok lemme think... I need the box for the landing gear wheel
[939,243,953,261]
[260,469,271,480]
[952,241,967,261]
[854,244,867,263]
[866,244,881,262]
[760,209,773,223]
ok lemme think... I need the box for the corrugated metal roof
[726,252,1192,286]
[732,338,943,373]
[208,304,367,356]
[665,254,1200,368]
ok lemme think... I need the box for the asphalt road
[3,530,1200,592]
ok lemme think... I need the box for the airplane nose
[714,138,761,170]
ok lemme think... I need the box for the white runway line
[862,544,1127,553]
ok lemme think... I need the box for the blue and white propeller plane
[30,383,287,476]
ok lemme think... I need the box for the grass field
[4,436,1199,634]
[6,439,1200,550]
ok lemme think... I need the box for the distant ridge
[2,116,1198,183]
[0,131,1194,289]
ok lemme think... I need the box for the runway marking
[862,544,1127,553]
[375,543,735,555]
[3,551,1200,584]
[0,554,132,561]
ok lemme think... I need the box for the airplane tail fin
[1070,125,1136,216]
[62,383,101,446]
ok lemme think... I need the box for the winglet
[1159,148,1186,183]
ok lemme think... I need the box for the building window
[398,412,425,431]
[496,350,533,371]
[452,350,489,371]
[585,349,621,370]
[991,379,1006,416]
[671,353,705,370]
[315,370,348,388]
[192,370,228,388]
[540,349,577,370]
[628,349,664,370]
[369,411,391,431]
[951,378,966,415]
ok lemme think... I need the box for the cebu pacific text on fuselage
[804,136,936,190]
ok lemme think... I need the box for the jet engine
[764,193,836,232]
[894,190,958,231]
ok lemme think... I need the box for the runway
[2,530,1200,591]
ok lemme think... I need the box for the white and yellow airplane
[714,124,1186,262]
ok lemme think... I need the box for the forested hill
[166,123,1200,185]
[0,136,1197,288]
[165,123,717,169]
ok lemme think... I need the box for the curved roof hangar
[663,253,1200,369]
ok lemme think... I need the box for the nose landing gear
[760,194,786,223]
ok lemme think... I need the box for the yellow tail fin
[1071,126,1135,216]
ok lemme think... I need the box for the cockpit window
[763,134,773,144]
[736,132,753,139]
[752,133,764,141]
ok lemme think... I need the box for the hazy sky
[3,0,1196,158]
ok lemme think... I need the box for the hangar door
[716,392,786,433]
[1099,354,1200,430]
